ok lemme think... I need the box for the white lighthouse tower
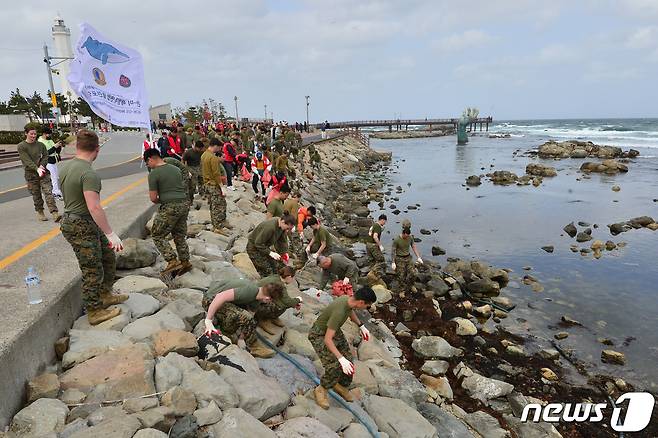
[51,15,75,98]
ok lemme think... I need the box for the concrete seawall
[0,173,154,429]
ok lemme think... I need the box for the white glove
[105,232,124,252]
[305,245,311,254]
[269,251,281,260]
[312,253,319,260]
[338,356,355,375]
[342,277,350,285]
[379,244,384,252]
[391,262,396,270]
[37,166,46,177]
[296,296,303,303]
[359,325,370,341]
[204,318,219,335]
[417,257,424,265]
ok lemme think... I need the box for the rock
[134,429,169,438]
[506,345,526,357]
[563,222,577,238]
[62,329,133,369]
[161,386,197,416]
[341,226,360,238]
[431,246,446,256]
[466,175,481,186]
[170,415,198,438]
[554,332,569,340]
[541,246,554,253]
[465,278,500,297]
[601,350,626,365]
[343,423,378,438]
[358,338,399,368]
[61,388,86,405]
[541,368,558,381]
[363,395,436,438]
[113,275,166,296]
[412,336,462,359]
[612,185,621,192]
[372,284,393,304]
[162,299,204,329]
[257,354,318,395]
[420,229,431,235]
[474,304,493,317]
[10,398,69,437]
[630,216,655,227]
[211,408,277,438]
[427,278,450,297]
[275,417,339,437]
[193,401,222,426]
[125,293,161,318]
[421,360,449,376]
[420,374,453,400]
[352,361,379,394]
[70,415,142,438]
[122,396,158,414]
[561,315,583,326]
[526,163,557,177]
[451,317,477,336]
[26,373,60,403]
[167,288,204,307]
[232,253,260,279]
[282,329,317,360]
[116,238,157,269]
[152,329,198,357]
[417,403,474,438]
[369,365,428,407]
[354,206,370,217]
[172,268,211,289]
[540,349,560,360]
[455,362,514,402]
[576,232,592,242]
[647,223,658,231]
[286,394,354,432]
[489,170,518,185]
[132,406,170,428]
[464,411,507,438]
[122,309,186,341]
[504,414,562,438]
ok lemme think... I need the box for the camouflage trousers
[366,243,385,278]
[60,215,115,310]
[288,233,305,268]
[152,200,190,263]
[25,171,58,213]
[189,166,204,197]
[254,299,288,321]
[394,255,414,292]
[246,242,280,277]
[206,185,227,229]
[214,303,257,345]
[309,327,353,389]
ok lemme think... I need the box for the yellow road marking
[0,176,147,271]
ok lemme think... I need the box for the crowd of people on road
[16,117,424,410]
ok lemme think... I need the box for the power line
[0,46,41,52]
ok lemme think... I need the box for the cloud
[431,30,496,53]
[625,26,658,49]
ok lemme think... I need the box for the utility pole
[43,43,59,126]
[264,104,267,122]
[233,96,239,128]
[305,96,310,126]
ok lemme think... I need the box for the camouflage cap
[401,219,411,228]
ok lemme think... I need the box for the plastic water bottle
[25,266,43,305]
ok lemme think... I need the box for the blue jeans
[223,162,233,186]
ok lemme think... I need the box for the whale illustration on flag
[81,36,129,64]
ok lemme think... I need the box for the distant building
[52,15,75,98]
[0,114,29,131]
[149,104,172,123]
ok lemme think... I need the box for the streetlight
[264,104,267,122]
[305,95,310,127]
[233,96,239,128]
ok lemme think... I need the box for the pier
[315,116,493,132]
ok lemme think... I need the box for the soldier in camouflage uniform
[182,141,205,198]
[308,287,376,409]
[201,139,229,232]
[391,220,424,295]
[254,266,302,333]
[145,149,192,275]
[59,130,127,326]
[202,279,285,358]
[17,125,60,221]
[365,214,387,284]
[246,215,296,277]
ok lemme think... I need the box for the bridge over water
[314,116,493,132]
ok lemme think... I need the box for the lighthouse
[51,15,75,98]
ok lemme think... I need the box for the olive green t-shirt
[368,222,383,244]
[314,226,332,247]
[60,158,102,215]
[268,198,284,218]
[204,279,259,308]
[258,275,284,288]
[148,163,187,204]
[392,235,413,257]
[312,296,352,332]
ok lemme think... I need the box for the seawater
[370,119,658,389]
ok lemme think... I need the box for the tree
[72,98,100,128]
[462,107,479,120]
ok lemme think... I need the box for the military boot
[271,317,286,327]
[100,292,129,307]
[333,383,354,402]
[161,259,181,275]
[213,228,229,236]
[313,385,330,410]
[258,319,280,335]
[177,261,193,276]
[88,307,121,325]
[222,222,234,230]
[52,212,62,222]
[36,211,47,221]
[247,339,276,358]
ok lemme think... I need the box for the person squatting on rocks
[182,141,205,199]
[17,124,61,222]
[59,129,128,325]
[266,184,290,219]
[247,215,296,277]
[365,214,387,285]
[317,254,359,290]
[202,279,286,358]
[306,217,334,259]
[391,219,424,296]
[201,138,230,234]
[255,266,303,335]
[250,151,271,198]
[144,148,193,278]
[39,128,63,200]
[308,286,376,409]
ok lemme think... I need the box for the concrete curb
[0,200,156,429]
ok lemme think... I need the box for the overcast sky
[1,0,657,122]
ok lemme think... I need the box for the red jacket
[167,135,182,156]
[250,157,272,175]
[223,142,236,163]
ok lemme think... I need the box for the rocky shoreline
[369,128,454,140]
[5,134,656,437]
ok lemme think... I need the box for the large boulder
[10,398,69,437]
[113,275,166,296]
[211,408,277,438]
[368,365,427,407]
[172,268,211,289]
[116,238,158,269]
[162,299,204,330]
[411,336,462,359]
[167,288,204,307]
[526,163,557,177]
[124,293,161,318]
[232,253,261,280]
[363,395,437,438]
[69,415,142,438]
[281,329,318,360]
[454,362,514,403]
[26,373,60,403]
[417,403,475,438]
[257,354,318,395]
[62,329,133,369]
[275,417,339,438]
[152,329,199,357]
[122,309,186,341]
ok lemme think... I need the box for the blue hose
[257,332,381,438]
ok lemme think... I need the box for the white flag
[68,23,150,130]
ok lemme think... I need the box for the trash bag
[331,281,354,297]
[240,163,252,182]
[197,332,245,372]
